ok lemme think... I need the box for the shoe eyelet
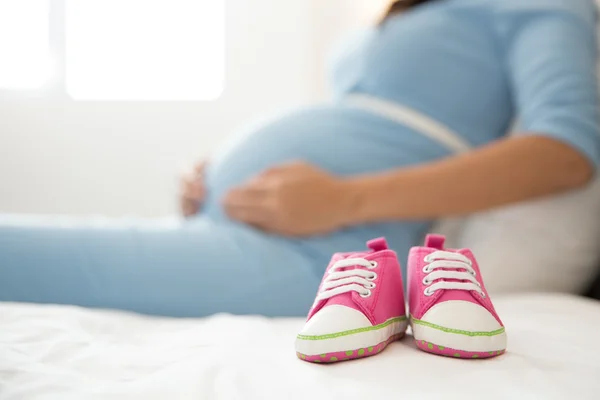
[422,266,432,274]
[360,289,372,298]
[423,287,434,297]
[423,255,432,263]
[367,272,378,281]
[422,277,432,286]
[369,261,378,269]
[479,292,486,298]
[365,282,376,290]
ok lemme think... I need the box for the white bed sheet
[1,294,599,400]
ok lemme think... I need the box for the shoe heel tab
[367,237,389,252]
[424,234,445,250]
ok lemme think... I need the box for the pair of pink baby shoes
[295,235,507,363]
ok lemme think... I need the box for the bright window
[0,0,53,90]
[0,0,225,100]
[66,0,225,101]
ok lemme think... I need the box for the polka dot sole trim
[296,333,404,364]
[414,339,506,359]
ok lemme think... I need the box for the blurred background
[0,0,390,217]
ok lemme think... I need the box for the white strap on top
[344,93,473,154]
[422,251,485,297]
[316,258,378,301]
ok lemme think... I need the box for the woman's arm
[223,1,600,236]
[350,0,600,223]
[222,137,591,236]
[222,134,592,236]
[342,135,593,223]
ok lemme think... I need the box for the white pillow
[434,8,600,295]
[434,178,600,296]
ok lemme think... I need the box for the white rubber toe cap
[299,305,372,336]
[419,300,502,332]
[412,300,506,352]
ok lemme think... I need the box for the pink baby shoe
[408,234,507,359]
[295,238,408,363]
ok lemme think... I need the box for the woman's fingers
[225,204,269,226]
[223,186,274,225]
[194,161,207,175]
[224,202,272,226]
[181,174,205,201]
[179,170,206,217]
[178,160,209,217]
[181,198,199,217]
[223,187,263,210]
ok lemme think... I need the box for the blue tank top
[329,0,600,160]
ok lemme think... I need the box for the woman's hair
[382,0,438,20]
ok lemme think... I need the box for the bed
[1,293,599,400]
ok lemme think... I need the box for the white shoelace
[422,251,485,297]
[316,258,378,301]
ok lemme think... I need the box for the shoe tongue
[343,252,368,260]
[332,251,371,268]
[333,237,387,264]
[319,252,372,310]
[423,235,475,302]
[433,249,481,305]
[367,237,388,251]
[425,234,445,249]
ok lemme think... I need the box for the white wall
[0,0,389,217]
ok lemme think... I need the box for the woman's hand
[180,161,208,217]
[223,162,354,236]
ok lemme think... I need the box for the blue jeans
[0,105,446,317]
[0,215,325,317]
[0,214,432,317]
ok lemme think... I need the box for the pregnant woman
[1,0,599,317]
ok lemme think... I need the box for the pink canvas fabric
[308,237,406,324]
[408,234,502,323]
[296,237,407,363]
[407,234,507,359]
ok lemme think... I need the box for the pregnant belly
[201,104,448,219]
